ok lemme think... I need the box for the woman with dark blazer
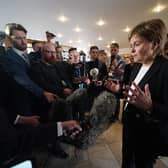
[104,19,168,168]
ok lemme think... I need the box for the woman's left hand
[124,82,152,111]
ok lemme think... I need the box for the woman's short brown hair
[128,19,167,54]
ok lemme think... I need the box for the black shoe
[48,143,69,159]
[50,147,69,159]
[109,116,118,123]
[60,135,83,148]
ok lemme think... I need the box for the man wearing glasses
[30,42,73,99]
[0,23,81,160]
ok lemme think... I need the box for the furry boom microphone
[77,91,117,148]
[66,88,117,149]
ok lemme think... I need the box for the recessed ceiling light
[98,36,103,41]
[27,43,32,48]
[152,4,166,13]
[106,45,110,48]
[68,40,73,44]
[58,15,68,22]
[111,40,116,43]
[57,33,63,38]
[96,19,106,26]
[74,26,82,32]
[123,26,131,32]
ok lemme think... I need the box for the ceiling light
[106,45,110,48]
[152,4,166,13]
[58,15,68,22]
[123,26,131,32]
[74,26,82,32]
[111,40,116,43]
[57,33,63,38]
[98,36,103,41]
[96,19,106,26]
[68,40,73,44]
[27,43,32,48]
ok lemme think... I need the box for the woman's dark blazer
[123,55,168,155]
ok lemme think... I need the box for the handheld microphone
[89,68,99,81]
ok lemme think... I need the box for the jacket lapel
[129,56,162,89]
[138,56,162,89]
[129,63,141,84]
[9,49,29,67]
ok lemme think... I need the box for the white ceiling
[0,0,167,52]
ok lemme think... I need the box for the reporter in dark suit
[86,46,108,98]
[0,107,81,163]
[0,69,80,163]
[29,43,73,99]
[104,19,168,168]
[1,23,57,104]
[0,23,59,124]
[0,70,81,163]
[86,46,108,81]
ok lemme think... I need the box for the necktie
[22,53,30,65]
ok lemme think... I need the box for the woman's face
[130,34,157,64]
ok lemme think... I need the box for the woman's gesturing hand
[124,82,152,111]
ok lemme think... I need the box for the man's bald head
[41,42,57,63]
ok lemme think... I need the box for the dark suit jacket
[0,46,6,57]
[86,59,108,81]
[0,70,58,163]
[29,60,73,98]
[29,50,42,64]
[85,59,108,96]
[1,48,43,97]
[0,70,58,162]
[0,69,35,120]
[0,107,18,163]
[122,63,134,86]
[123,55,168,155]
[53,61,73,89]
[0,107,58,163]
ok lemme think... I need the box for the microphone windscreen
[89,68,99,77]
